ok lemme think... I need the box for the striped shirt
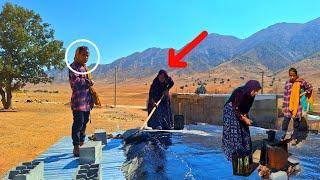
[69,61,94,111]
[282,80,313,118]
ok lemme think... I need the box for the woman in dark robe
[147,69,174,130]
[222,80,261,160]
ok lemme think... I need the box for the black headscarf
[158,69,169,79]
[148,69,174,103]
[225,80,261,118]
[243,80,262,94]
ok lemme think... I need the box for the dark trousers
[72,111,90,146]
[282,116,300,139]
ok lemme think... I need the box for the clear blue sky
[1,0,320,65]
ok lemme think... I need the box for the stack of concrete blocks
[94,129,107,145]
[73,164,102,180]
[4,161,44,180]
[76,128,106,179]
[79,141,102,165]
[171,93,279,129]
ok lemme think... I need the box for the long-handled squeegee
[123,95,164,143]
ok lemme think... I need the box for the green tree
[0,3,65,109]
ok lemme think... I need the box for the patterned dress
[222,102,252,160]
[221,81,260,161]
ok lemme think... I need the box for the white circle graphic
[65,39,100,75]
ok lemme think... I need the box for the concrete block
[73,164,102,180]
[4,161,44,180]
[94,129,107,145]
[8,170,20,179]
[79,141,102,164]
[13,173,30,180]
[15,166,27,171]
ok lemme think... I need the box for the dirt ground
[0,82,150,176]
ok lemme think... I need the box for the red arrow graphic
[168,31,208,68]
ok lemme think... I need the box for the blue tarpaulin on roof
[36,137,126,180]
[36,125,320,179]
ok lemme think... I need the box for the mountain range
[49,17,320,82]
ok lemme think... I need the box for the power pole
[260,71,264,94]
[114,66,117,107]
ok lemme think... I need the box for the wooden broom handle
[140,95,164,130]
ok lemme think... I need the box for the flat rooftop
[32,125,320,179]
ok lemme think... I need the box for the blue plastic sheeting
[36,137,125,180]
[289,134,320,179]
[35,125,320,179]
[122,125,320,179]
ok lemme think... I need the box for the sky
[1,0,320,65]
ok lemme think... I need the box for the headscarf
[74,47,82,64]
[243,80,262,95]
[74,46,88,64]
[157,69,169,79]
[149,69,173,103]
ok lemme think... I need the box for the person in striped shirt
[282,67,313,143]
[69,46,94,157]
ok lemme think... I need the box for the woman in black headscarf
[222,80,262,160]
[147,69,174,130]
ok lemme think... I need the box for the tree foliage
[0,3,65,109]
